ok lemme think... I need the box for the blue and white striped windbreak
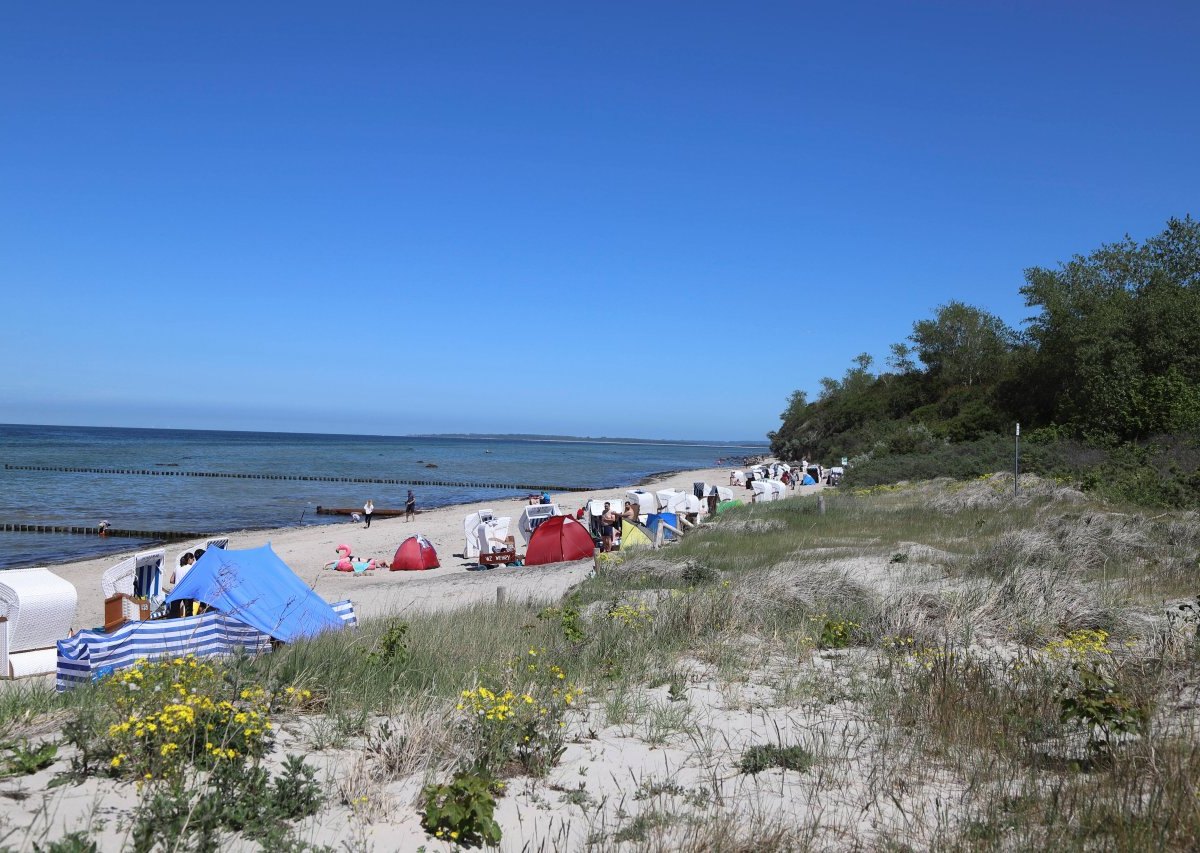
[56,599,357,691]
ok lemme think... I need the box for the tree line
[769,217,1200,506]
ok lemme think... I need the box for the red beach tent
[391,535,440,571]
[524,516,595,566]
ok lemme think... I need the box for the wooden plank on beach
[315,507,410,517]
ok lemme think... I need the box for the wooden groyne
[4,464,587,493]
[0,523,209,540]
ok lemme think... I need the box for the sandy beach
[51,465,791,631]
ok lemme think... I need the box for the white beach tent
[1,567,78,678]
[463,509,495,559]
[518,504,560,544]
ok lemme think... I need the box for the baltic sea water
[0,424,765,569]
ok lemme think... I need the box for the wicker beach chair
[175,538,227,573]
[0,567,78,678]
[100,555,135,599]
[101,548,166,601]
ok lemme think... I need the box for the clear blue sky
[2,2,1196,441]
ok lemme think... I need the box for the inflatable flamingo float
[326,544,379,573]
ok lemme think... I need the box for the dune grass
[6,474,1200,850]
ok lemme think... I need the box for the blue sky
[2,2,1197,441]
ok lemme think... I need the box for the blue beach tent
[165,544,344,643]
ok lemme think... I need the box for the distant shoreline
[0,422,769,448]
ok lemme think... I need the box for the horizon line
[0,422,769,448]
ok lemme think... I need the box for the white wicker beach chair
[101,554,136,599]
[0,567,78,678]
[101,548,166,600]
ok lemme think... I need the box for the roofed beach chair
[101,548,167,611]
[174,538,230,580]
[100,554,135,599]
[0,568,78,678]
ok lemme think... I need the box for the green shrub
[816,616,859,650]
[420,771,503,849]
[32,831,97,853]
[368,619,409,666]
[680,559,717,586]
[457,650,583,777]
[1,739,57,777]
[128,754,323,852]
[1059,665,1149,753]
[537,600,586,644]
[738,743,814,775]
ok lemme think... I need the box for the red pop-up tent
[391,535,440,571]
[524,516,594,566]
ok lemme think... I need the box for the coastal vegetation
[769,216,1200,507]
[2,478,1199,849]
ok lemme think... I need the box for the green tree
[911,301,1017,389]
[887,342,917,375]
[1021,216,1200,439]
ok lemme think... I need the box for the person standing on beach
[405,490,416,521]
[600,502,619,552]
[363,499,374,529]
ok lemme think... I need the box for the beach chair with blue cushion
[101,548,167,611]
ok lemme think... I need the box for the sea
[0,424,766,570]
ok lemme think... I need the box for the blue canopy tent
[165,544,344,643]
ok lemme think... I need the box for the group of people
[597,500,639,552]
[360,491,417,528]
[165,547,206,618]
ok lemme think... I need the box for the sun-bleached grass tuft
[922,472,1087,513]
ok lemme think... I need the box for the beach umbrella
[391,535,440,571]
[525,516,594,566]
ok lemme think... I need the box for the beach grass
[6,474,1200,850]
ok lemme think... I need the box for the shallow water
[0,424,763,569]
